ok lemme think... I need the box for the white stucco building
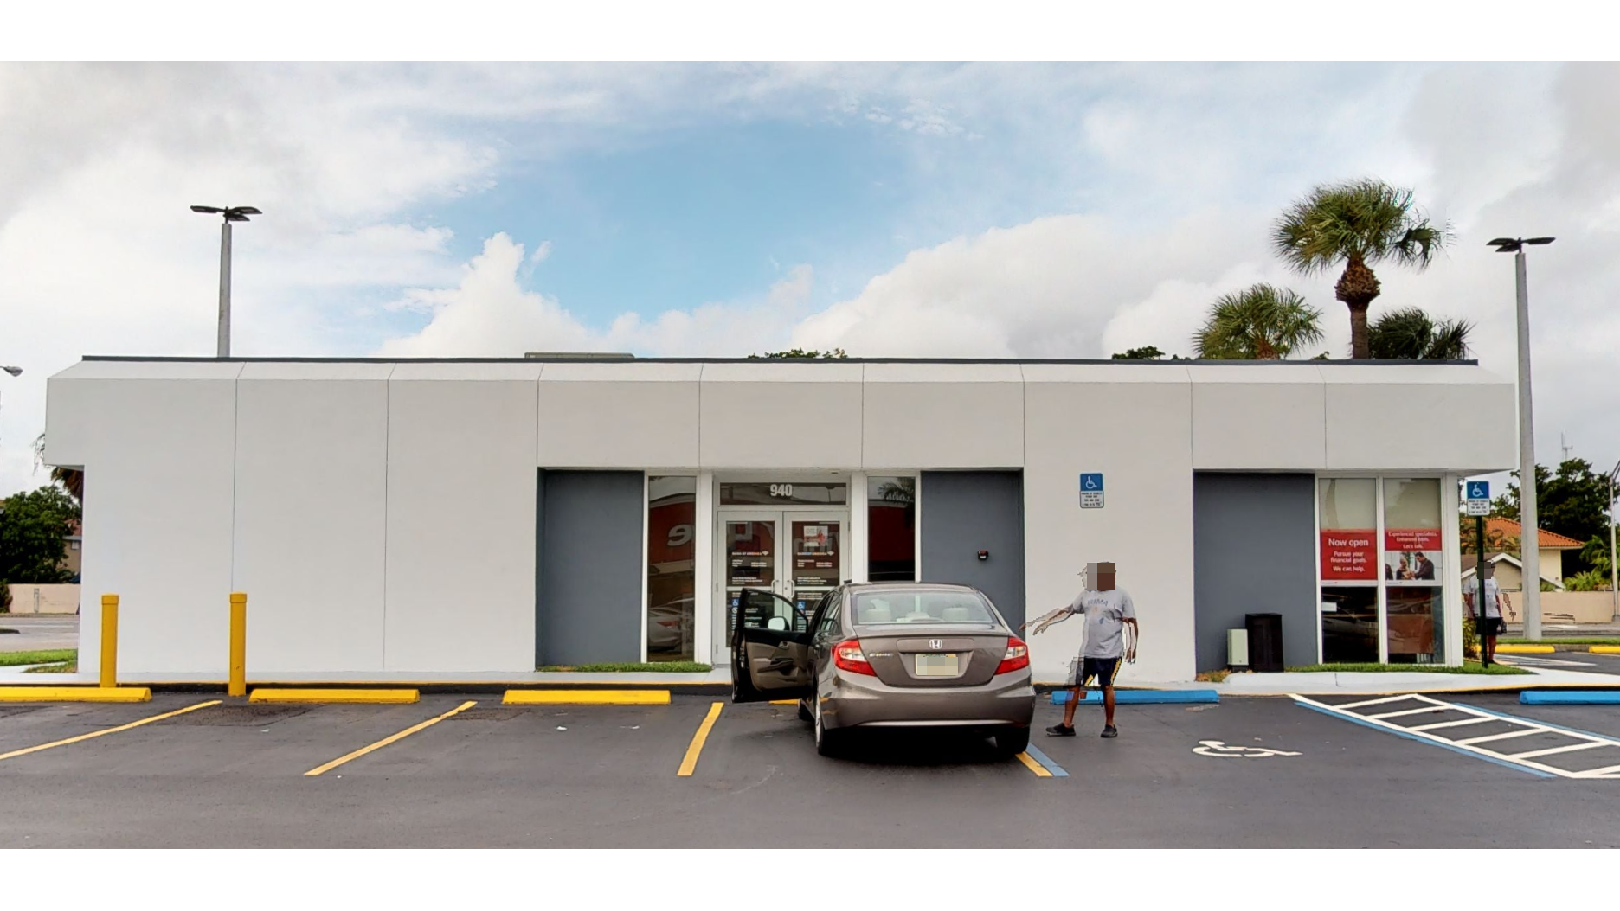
[43,356,1517,683]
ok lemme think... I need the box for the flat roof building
[43,356,1517,682]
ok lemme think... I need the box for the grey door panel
[537,469,644,666]
[919,471,1026,629]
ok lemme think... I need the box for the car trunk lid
[854,624,1007,688]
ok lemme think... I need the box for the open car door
[730,588,814,704]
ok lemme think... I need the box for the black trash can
[1245,613,1284,673]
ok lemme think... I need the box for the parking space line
[1455,728,1546,746]
[0,699,221,763]
[1014,751,1050,776]
[1021,744,1068,778]
[1508,742,1610,760]
[677,701,723,777]
[304,700,477,777]
[1367,705,1451,720]
[1338,695,1422,710]
[1407,717,1495,732]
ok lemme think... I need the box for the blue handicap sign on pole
[1080,473,1104,492]
[1466,480,1490,501]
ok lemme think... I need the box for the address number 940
[769,484,795,498]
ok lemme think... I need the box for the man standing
[1041,562,1138,739]
[1463,560,1506,666]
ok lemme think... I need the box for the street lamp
[1607,461,1619,624]
[190,204,261,358]
[2,366,20,377]
[1490,235,1554,640]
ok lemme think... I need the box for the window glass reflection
[1320,586,1379,663]
[647,476,695,662]
[868,476,916,582]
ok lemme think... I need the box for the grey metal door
[919,471,1026,629]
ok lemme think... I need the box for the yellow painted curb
[249,688,420,705]
[1591,646,1620,655]
[0,686,152,703]
[1495,645,1555,654]
[504,689,671,705]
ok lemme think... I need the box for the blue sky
[3,62,1619,495]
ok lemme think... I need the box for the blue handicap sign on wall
[1466,480,1490,501]
[1080,473,1104,492]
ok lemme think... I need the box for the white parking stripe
[1367,705,1453,720]
[1508,742,1611,760]
[1293,693,1620,779]
[1408,717,1496,732]
[1455,728,1547,746]
[1338,695,1424,710]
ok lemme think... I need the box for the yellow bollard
[99,594,119,688]
[228,592,248,698]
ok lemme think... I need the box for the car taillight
[995,636,1030,675]
[833,639,876,676]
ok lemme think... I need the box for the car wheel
[797,698,813,723]
[993,726,1031,758]
[814,696,841,757]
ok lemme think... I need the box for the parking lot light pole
[190,205,261,358]
[1608,461,1619,624]
[1490,236,1554,640]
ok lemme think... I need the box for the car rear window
[852,590,999,625]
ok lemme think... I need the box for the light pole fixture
[1608,461,1619,624]
[1489,235,1554,640]
[190,204,261,358]
[1,366,20,377]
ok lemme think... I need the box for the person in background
[1463,560,1506,666]
[1026,561,1138,739]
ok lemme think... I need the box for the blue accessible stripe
[1052,689,1219,706]
[1022,744,1069,777]
[1520,691,1620,706]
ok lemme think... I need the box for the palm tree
[1193,283,1324,359]
[31,433,83,503]
[1367,307,1472,359]
[1272,179,1452,359]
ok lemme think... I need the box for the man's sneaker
[1045,723,1077,737]
[1101,725,1118,738]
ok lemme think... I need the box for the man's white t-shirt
[1066,589,1136,658]
[1462,577,1502,620]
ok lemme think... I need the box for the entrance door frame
[710,474,852,666]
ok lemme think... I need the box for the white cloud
[529,240,553,264]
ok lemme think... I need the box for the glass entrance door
[716,510,845,664]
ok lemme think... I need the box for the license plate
[915,653,960,676]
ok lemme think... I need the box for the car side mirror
[766,616,788,632]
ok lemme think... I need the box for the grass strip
[23,661,77,674]
[0,649,77,666]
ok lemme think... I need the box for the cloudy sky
[2,61,1617,496]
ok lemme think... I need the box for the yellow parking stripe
[677,701,724,777]
[1015,751,1052,777]
[304,700,477,777]
[0,700,220,763]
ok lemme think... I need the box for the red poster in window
[1385,528,1442,551]
[1320,530,1377,580]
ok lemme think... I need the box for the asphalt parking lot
[2,691,1619,848]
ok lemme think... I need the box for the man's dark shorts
[1071,656,1121,688]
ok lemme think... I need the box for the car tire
[797,699,813,723]
[814,696,841,757]
[993,727,1031,758]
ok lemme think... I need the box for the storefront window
[647,476,696,662]
[867,476,916,582]
[1384,479,1443,663]
[1318,478,1378,662]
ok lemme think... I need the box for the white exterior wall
[45,358,1518,678]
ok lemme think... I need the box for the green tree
[1366,307,1472,360]
[1111,346,1183,360]
[1494,459,1614,575]
[0,486,82,596]
[1272,179,1452,359]
[748,348,847,359]
[1192,283,1324,359]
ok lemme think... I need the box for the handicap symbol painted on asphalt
[1192,740,1301,758]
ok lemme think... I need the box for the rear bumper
[823,671,1035,731]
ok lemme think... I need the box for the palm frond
[1195,283,1323,359]
[1273,178,1453,276]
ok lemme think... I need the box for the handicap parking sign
[1466,480,1490,501]
[1080,473,1104,492]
